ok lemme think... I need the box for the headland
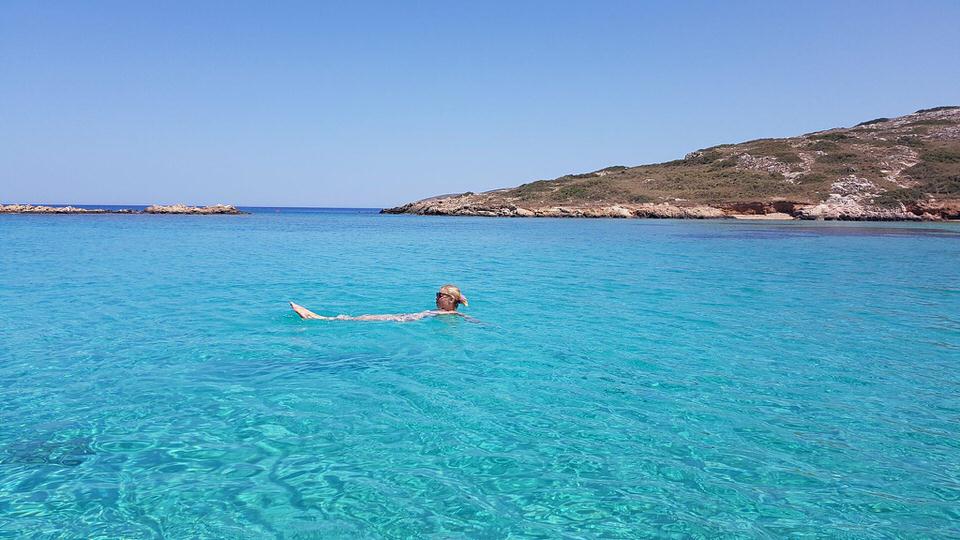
[383,107,960,221]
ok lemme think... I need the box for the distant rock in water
[383,106,960,221]
[0,204,130,214]
[144,204,244,214]
[0,203,246,215]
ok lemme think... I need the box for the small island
[0,204,246,215]
[144,204,245,215]
[383,107,960,221]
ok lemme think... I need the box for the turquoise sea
[1,209,959,538]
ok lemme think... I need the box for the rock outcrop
[383,197,960,221]
[383,197,727,219]
[143,204,243,214]
[0,204,129,214]
[0,204,245,215]
[384,106,960,221]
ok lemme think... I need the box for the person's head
[436,284,468,311]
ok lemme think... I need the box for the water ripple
[1,214,959,537]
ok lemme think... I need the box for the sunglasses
[436,292,460,304]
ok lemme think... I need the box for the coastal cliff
[383,107,960,220]
[0,204,245,215]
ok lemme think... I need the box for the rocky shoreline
[381,195,960,221]
[0,204,246,215]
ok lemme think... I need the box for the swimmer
[290,284,476,322]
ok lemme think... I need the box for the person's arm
[351,311,440,322]
[291,302,427,322]
[457,313,481,323]
[291,302,329,319]
[413,310,481,323]
[291,303,478,323]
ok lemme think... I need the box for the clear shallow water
[1,211,959,539]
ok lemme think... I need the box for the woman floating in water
[290,284,475,322]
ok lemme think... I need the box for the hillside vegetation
[384,107,960,220]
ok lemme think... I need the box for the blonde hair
[437,284,468,306]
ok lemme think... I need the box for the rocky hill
[383,107,960,220]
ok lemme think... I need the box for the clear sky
[2,1,959,207]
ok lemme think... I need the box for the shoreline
[381,200,960,222]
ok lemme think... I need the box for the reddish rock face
[727,202,767,215]
[915,200,960,220]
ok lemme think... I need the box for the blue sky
[2,1,958,207]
